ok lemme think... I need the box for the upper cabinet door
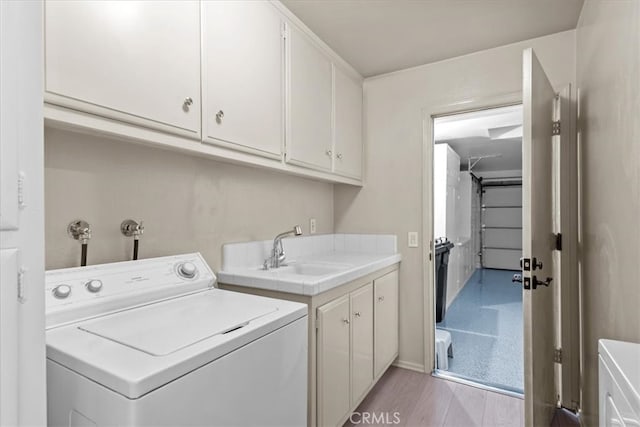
[334,66,363,179]
[287,25,333,172]
[45,1,201,137]
[202,2,284,159]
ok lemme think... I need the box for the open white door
[522,48,557,425]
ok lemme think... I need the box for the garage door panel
[483,228,522,249]
[483,248,521,270]
[482,207,522,228]
[483,186,522,207]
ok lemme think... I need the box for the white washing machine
[45,253,308,427]
[599,339,640,426]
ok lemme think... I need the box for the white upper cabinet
[334,66,363,179]
[202,1,284,159]
[43,1,364,185]
[45,1,201,137]
[287,25,333,172]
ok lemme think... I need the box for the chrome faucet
[264,225,303,269]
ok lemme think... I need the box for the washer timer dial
[177,262,197,279]
[52,284,72,299]
[85,279,103,293]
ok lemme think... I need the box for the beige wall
[334,30,576,370]
[576,1,640,423]
[45,128,334,271]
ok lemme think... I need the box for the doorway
[431,104,524,394]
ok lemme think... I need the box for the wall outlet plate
[310,218,316,234]
[408,232,419,248]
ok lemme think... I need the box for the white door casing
[522,47,557,426]
[0,1,46,425]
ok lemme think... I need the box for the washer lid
[46,289,308,399]
[78,291,278,356]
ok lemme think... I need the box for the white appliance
[599,339,640,426]
[45,253,307,427]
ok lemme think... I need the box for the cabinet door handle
[216,110,224,123]
[378,296,384,302]
[354,311,361,318]
[336,153,343,160]
[342,318,350,325]
[325,150,333,157]
[183,97,193,111]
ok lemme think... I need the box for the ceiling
[434,104,522,173]
[281,0,584,77]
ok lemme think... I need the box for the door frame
[421,90,522,376]
[421,88,580,410]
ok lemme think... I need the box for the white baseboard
[392,360,426,373]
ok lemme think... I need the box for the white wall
[576,1,640,423]
[334,30,576,370]
[433,143,459,241]
[45,128,334,271]
[434,144,474,308]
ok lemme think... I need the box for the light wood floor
[344,366,524,427]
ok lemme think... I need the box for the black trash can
[435,239,455,323]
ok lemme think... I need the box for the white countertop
[218,251,401,296]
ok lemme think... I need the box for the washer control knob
[178,262,197,278]
[85,279,103,293]
[52,284,72,299]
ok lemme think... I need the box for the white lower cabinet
[317,295,351,427]
[317,273,397,427]
[374,270,399,377]
[350,284,374,405]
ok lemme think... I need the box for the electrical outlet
[408,232,419,248]
[310,218,317,234]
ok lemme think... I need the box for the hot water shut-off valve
[68,219,92,267]
[121,219,144,260]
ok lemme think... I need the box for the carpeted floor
[436,268,524,393]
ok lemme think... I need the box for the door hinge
[17,267,27,303]
[554,348,563,364]
[555,233,562,251]
[552,121,561,136]
[18,171,26,209]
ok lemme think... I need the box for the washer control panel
[45,253,215,328]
